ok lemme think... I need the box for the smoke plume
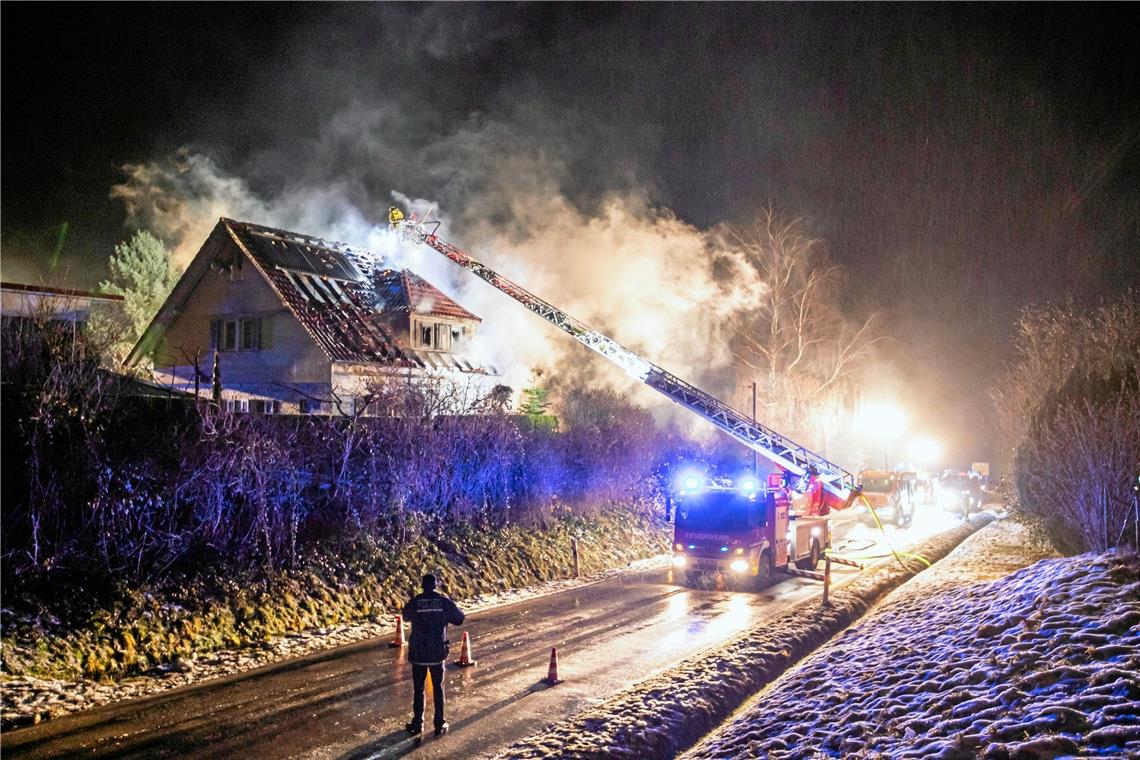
[111,101,767,408]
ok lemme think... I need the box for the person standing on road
[402,573,465,737]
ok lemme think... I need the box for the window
[420,324,433,347]
[241,319,260,351]
[434,323,449,351]
[252,399,277,415]
[299,399,320,415]
[214,317,262,351]
[220,320,237,351]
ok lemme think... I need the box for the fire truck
[669,472,832,588]
[390,209,861,586]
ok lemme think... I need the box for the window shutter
[210,319,220,349]
[258,316,269,350]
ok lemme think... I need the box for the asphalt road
[2,509,964,760]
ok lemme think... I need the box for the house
[1,281,124,323]
[127,218,496,414]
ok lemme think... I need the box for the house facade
[128,218,495,414]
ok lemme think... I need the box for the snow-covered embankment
[685,520,1140,759]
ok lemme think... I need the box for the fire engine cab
[670,472,830,588]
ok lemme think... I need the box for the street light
[859,402,907,470]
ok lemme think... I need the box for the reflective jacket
[401,591,465,665]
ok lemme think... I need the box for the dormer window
[414,319,466,351]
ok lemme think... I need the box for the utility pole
[752,381,758,478]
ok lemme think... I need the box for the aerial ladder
[388,208,859,514]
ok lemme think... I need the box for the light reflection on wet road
[2,510,966,760]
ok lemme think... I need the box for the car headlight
[672,554,687,568]
[730,559,748,573]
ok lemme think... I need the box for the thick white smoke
[111,105,767,413]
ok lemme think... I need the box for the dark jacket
[402,591,465,665]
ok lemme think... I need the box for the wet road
[2,510,963,760]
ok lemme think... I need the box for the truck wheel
[796,539,821,571]
[752,550,773,590]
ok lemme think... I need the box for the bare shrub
[1015,371,1140,553]
[557,383,661,511]
[993,292,1140,554]
[1,315,124,578]
[3,317,679,598]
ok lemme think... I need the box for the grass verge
[1,508,669,685]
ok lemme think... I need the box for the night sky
[3,3,1138,465]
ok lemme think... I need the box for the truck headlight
[672,554,687,568]
[730,559,748,573]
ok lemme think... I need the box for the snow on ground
[0,555,668,729]
[496,517,993,760]
[685,520,1140,759]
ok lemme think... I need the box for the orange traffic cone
[454,631,477,667]
[543,647,562,685]
[388,615,406,648]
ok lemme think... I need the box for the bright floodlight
[907,436,942,465]
[739,478,757,493]
[680,472,702,491]
[859,402,907,441]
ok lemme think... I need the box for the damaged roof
[224,219,481,369]
[372,268,480,321]
[128,218,486,373]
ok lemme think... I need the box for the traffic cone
[543,647,562,685]
[454,631,477,667]
[388,615,406,648]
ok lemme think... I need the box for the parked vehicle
[855,470,914,527]
[936,471,984,514]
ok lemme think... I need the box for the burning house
[127,218,496,413]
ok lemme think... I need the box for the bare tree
[717,209,881,446]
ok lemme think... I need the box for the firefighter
[388,206,405,226]
[807,465,825,515]
[402,573,465,737]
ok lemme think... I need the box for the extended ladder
[392,213,856,507]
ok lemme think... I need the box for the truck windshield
[861,478,893,491]
[676,492,756,533]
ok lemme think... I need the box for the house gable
[130,223,334,385]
